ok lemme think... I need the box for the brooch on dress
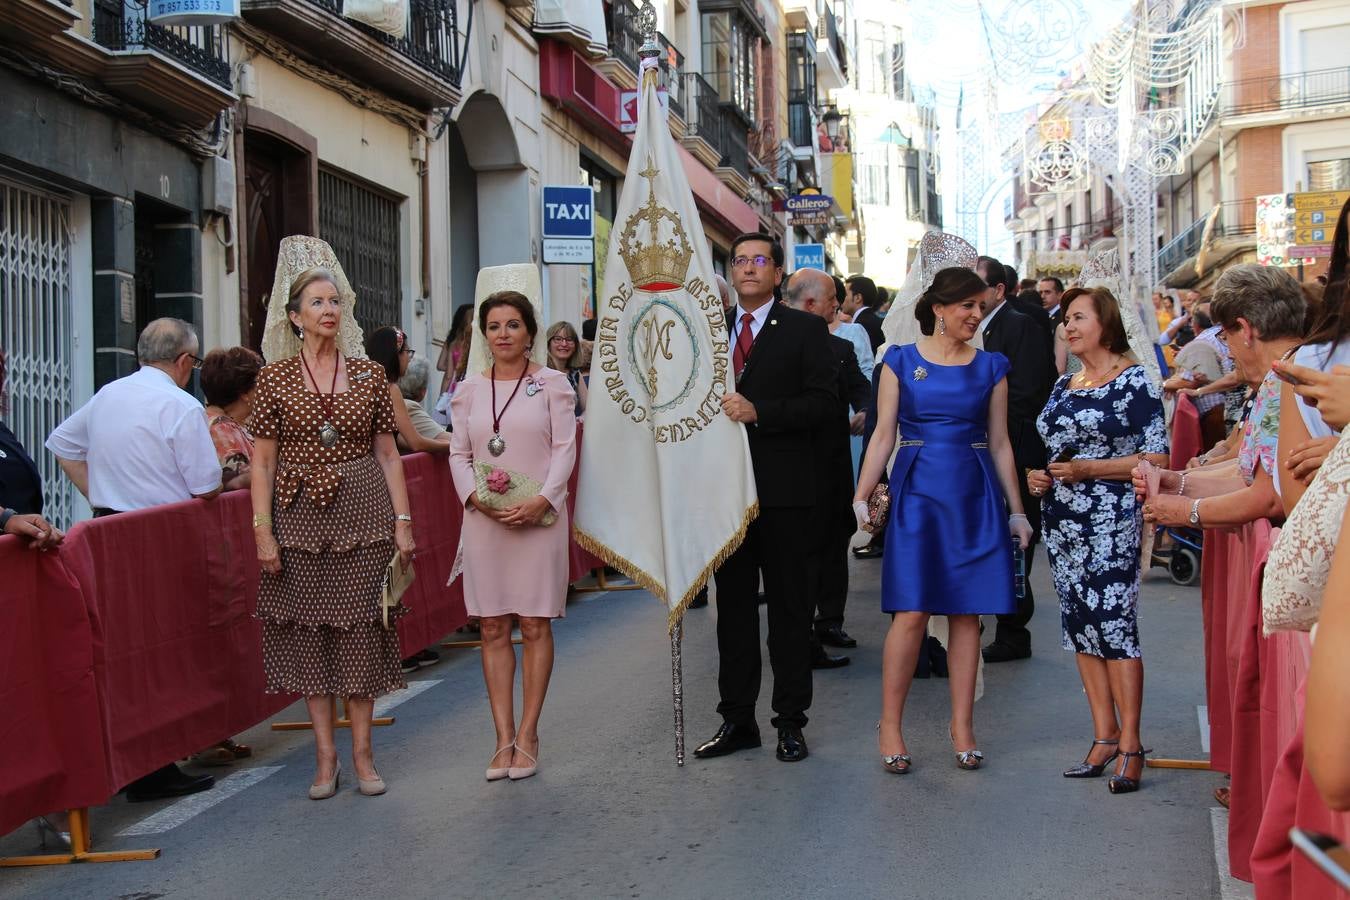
[524,376,542,397]
[913,366,928,381]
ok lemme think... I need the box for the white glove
[1009,513,1034,550]
[853,500,871,532]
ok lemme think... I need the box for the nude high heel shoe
[486,744,515,781]
[508,742,538,780]
[309,764,340,800]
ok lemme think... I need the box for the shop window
[319,167,402,336]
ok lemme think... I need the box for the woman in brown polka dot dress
[250,264,415,800]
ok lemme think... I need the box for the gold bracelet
[252,513,272,528]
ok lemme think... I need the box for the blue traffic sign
[793,243,825,272]
[542,186,595,239]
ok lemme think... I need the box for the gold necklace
[1075,354,1121,388]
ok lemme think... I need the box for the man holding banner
[696,235,839,762]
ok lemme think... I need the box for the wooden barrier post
[1147,759,1211,770]
[271,696,394,732]
[570,568,643,593]
[0,808,159,867]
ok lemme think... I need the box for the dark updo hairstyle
[365,325,407,383]
[915,267,989,336]
[1062,286,1131,354]
[200,347,264,408]
[477,291,539,344]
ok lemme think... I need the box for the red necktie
[733,313,755,379]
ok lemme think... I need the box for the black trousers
[714,507,815,730]
[992,471,1040,653]
[812,509,853,634]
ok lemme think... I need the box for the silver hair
[136,317,198,363]
[1211,264,1306,340]
[398,356,431,400]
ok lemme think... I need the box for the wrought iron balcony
[1222,66,1350,118]
[241,0,461,109]
[657,32,685,120]
[1156,200,1256,275]
[788,96,814,149]
[93,0,230,88]
[718,105,750,177]
[685,72,721,149]
[607,0,643,77]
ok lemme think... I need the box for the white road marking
[1199,704,1211,755]
[1210,807,1255,900]
[373,678,441,717]
[118,766,284,836]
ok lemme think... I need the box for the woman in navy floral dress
[1028,287,1168,794]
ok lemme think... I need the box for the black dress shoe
[776,726,808,762]
[126,763,216,802]
[817,625,857,648]
[851,543,883,559]
[693,722,762,759]
[812,648,850,669]
[982,642,1031,663]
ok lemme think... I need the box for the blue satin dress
[880,344,1015,616]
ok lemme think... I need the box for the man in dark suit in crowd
[843,275,886,353]
[976,255,1055,662]
[696,232,838,763]
[1038,276,1065,330]
[783,268,868,665]
[1000,262,1052,335]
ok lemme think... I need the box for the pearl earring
[938,316,946,335]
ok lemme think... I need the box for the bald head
[783,269,838,323]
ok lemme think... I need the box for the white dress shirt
[730,301,774,345]
[977,300,1007,337]
[46,365,221,511]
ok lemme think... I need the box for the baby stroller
[1151,524,1203,586]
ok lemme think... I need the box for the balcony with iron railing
[606,0,643,80]
[719,105,750,178]
[788,95,814,149]
[92,0,230,87]
[241,0,462,109]
[1222,66,1350,118]
[1156,199,1256,276]
[683,72,722,159]
[657,32,685,121]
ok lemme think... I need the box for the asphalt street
[1,548,1231,899]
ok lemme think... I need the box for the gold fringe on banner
[572,500,759,634]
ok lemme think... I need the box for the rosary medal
[318,422,340,449]
[487,433,506,457]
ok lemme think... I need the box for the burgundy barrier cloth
[1170,393,1203,471]
[0,537,110,837]
[2,447,603,836]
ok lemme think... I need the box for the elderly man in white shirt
[46,316,222,803]
[48,317,222,516]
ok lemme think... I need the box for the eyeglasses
[181,353,203,370]
[732,254,772,269]
[550,335,576,344]
[399,347,416,357]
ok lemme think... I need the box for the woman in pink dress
[450,290,577,781]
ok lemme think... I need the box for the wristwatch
[0,507,15,531]
[1189,499,1202,527]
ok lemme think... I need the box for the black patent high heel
[1063,738,1119,778]
[1107,748,1151,794]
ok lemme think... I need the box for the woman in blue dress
[1027,287,1168,794]
[854,267,1034,775]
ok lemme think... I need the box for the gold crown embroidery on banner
[618,156,693,293]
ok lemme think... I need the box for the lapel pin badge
[913,366,928,381]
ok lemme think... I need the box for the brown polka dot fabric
[251,355,406,699]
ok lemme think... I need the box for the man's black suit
[853,306,886,354]
[812,333,868,640]
[979,302,1056,654]
[1048,305,1064,332]
[715,302,838,729]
